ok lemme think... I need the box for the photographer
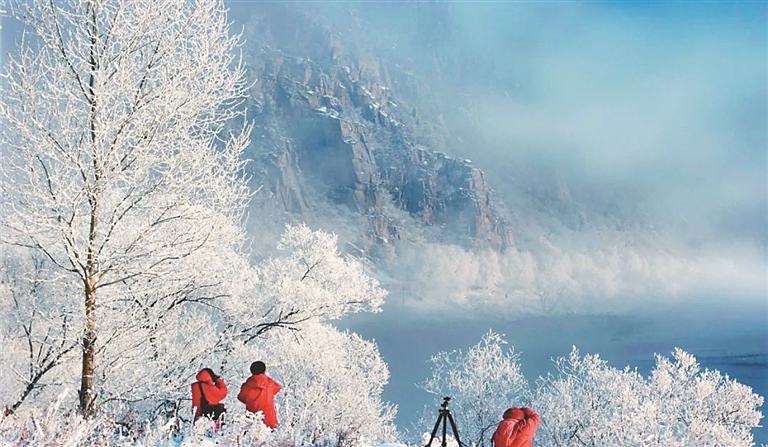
[191,367,228,431]
[237,361,282,429]
[491,406,540,447]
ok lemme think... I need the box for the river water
[339,296,768,444]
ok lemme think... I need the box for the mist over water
[338,296,768,444]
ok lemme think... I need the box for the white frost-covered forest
[0,0,764,446]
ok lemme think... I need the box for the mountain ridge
[238,3,514,257]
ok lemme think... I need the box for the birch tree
[0,0,251,416]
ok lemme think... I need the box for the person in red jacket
[491,406,541,447]
[191,368,228,430]
[237,361,282,428]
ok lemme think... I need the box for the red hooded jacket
[237,373,282,428]
[191,369,228,419]
[492,407,541,447]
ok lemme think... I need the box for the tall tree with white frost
[0,0,251,416]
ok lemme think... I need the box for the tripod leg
[442,411,448,447]
[425,413,444,447]
[446,411,463,447]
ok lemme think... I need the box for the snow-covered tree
[421,333,763,447]
[419,331,530,447]
[203,223,386,378]
[534,348,653,447]
[534,347,764,447]
[0,0,251,416]
[219,223,387,348]
[0,222,397,442]
[648,348,763,447]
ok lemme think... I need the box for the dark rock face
[239,3,513,251]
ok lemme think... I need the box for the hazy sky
[428,1,767,243]
[327,0,768,305]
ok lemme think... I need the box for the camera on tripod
[424,397,463,447]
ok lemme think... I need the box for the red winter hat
[503,407,524,421]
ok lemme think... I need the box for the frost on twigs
[222,223,387,348]
[263,223,386,320]
[421,332,763,447]
[1,218,396,443]
[257,319,397,447]
[418,331,529,447]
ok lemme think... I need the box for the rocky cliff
[237,3,513,254]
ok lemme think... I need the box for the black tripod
[425,397,463,447]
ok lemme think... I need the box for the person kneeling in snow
[191,368,228,431]
[491,407,540,447]
[237,361,282,429]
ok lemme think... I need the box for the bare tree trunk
[79,279,97,417]
[79,2,100,417]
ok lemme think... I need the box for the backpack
[198,383,226,421]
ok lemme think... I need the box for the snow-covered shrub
[222,319,397,447]
[0,399,273,447]
[534,347,764,447]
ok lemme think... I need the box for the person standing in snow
[491,406,541,447]
[237,361,282,429]
[191,367,228,431]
